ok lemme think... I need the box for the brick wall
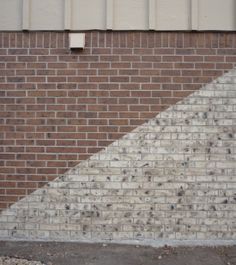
[0,32,236,211]
[0,68,236,242]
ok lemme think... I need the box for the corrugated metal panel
[0,0,235,31]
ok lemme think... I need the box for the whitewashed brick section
[0,69,236,243]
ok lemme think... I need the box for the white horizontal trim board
[0,0,236,31]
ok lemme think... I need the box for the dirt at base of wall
[0,241,236,265]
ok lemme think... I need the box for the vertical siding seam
[64,0,72,30]
[191,0,199,30]
[22,0,30,30]
[106,0,114,30]
[148,0,156,30]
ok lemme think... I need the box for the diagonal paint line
[0,68,236,243]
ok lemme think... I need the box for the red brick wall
[0,32,236,210]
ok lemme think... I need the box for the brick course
[0,32,236,210]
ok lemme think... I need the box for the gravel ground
[0,241,236,265]
[0,256,46,265]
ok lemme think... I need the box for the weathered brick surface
[0,32,236,210]
[0,69,235,242]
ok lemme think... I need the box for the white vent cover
[69,33,85,49]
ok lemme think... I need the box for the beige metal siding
[155,0,191,30]
[0,0,23,30]
[198,0,236,31]
[113,0,148,30]
[0,0,236,31]
[71,0,106,30]
[30,0,64,30]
